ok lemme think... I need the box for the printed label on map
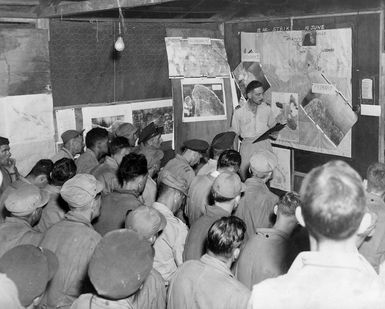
[312,83,336,95]
[241,52,260,62]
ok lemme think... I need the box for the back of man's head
[85,127,109,149]
[217,149,242,173]
[276,192,302,217]
[207,216,246,259]
[51,158,76,186]
[117,153,148,186]
[366,162,385,194]
[27,159,53,181]
[109,136,130,156]
[300,160,366,241]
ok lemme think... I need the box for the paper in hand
[253,123,286,144]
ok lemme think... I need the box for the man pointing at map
[231,80,285,181]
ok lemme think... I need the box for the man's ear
[233,248,240,261]
[295,207,306,227]
[274,205,278,215]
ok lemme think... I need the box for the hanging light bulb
[115,36,125,52]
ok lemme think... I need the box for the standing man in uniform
[161,139,209,188]
[231,80,284,180]
[51,130,84,163]
[0,137,18,198]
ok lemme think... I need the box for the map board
[241,28,353,157]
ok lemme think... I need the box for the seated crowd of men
[0,120,384,308]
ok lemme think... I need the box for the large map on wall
[241,29,353,157]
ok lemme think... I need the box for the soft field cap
[61,129,84,144]
[249,149,278,173]
[88,229,154,299]
[0,245,58,307]
[212,171,246,199]
[115,123,138,139]
[159,170,188,196]
[125,206,167,239]
[60,174,104,207]
[211,132,236,150]
[5,184,49,216]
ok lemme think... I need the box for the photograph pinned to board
[130,99,174,142]
[233,62,271,99]
[54,108,76,141]
[165,37,231,78]
[271,92,300,143]
[301,85,357,147]
[271,146,291,192]
[182,77,227,123]
[81,104,133,134]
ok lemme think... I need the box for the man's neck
[156,196,175,213]
[207,251,232,269]
[273,217,297,236]
[310,235,358,254]
[214,202,233,214]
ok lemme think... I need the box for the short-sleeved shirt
[235,228,294,289]
[359,191,385,272]
[39,212,102,309]
[235,177,278,239]
[76,149,99,174]
[91,156,119,194]
[153,202,189,283]
[0,217,43,257]
[51,147,74,163]
[168,254,250,309]
[93,189,144,236]
[161,154,195,187]
[231,101,275,140]
[184,205,230,261]
[248,251,385,309]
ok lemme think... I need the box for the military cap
[249,149,278,173]
[125,206,167,240]
[159,170,189,196]
[114,123,138,139]
[61,129,84,144]
[211,132,236,150]
[138,122,163,144]
[0,136,9,146]
[88,229,154,299]
[60,174,104,208]
[5,183,49,216]
[0,245,58,307]
[212,171,246,199]
[184,139,209,153]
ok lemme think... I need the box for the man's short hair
[277,192,302,216]
[51,158,76,186]
[109,136,130,156]
[300,160,366,241]
[366,162,385,193]
[28,159,54,180]
[246,80,264,95]
[217,150,241,170]
[207,216,246,259]
[117,153,148,186]
[85,127,109,149]
[0,136,9,146]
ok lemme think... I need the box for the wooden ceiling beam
[39,0,179,17]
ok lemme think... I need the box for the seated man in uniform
[248,160,385,309]
[51,129,84,163]
[168,216,250,309]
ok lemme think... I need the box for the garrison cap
[0,136,9,146]
[61,129,84,144]
[184,139,209,153]
[60,174,103,208]
[88,229,154,299]
[0,245,58,307]
[5,183,49,216]
[138,122,163,144]
[249,149,278,173]
[159,170,188,196]
[211,132,236,150]
[125,206,167,240]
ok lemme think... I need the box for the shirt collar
[256,227,290,241]
[64,211,93,228]
[153,201,174,217]
[85,148,97,160]
[200,254,234,278]
[5,216,32,228]
[288,251,377,275]
[176,154,190,165]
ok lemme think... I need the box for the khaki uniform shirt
[142,176,157,207]
[168,254,250,309]
[51,147,74,163]
[91,156,119,195]
[76,149,99,174]
[161,154,195,187]
[197,159,217,176]
[0,217,42,257]
[39,211,102,309]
